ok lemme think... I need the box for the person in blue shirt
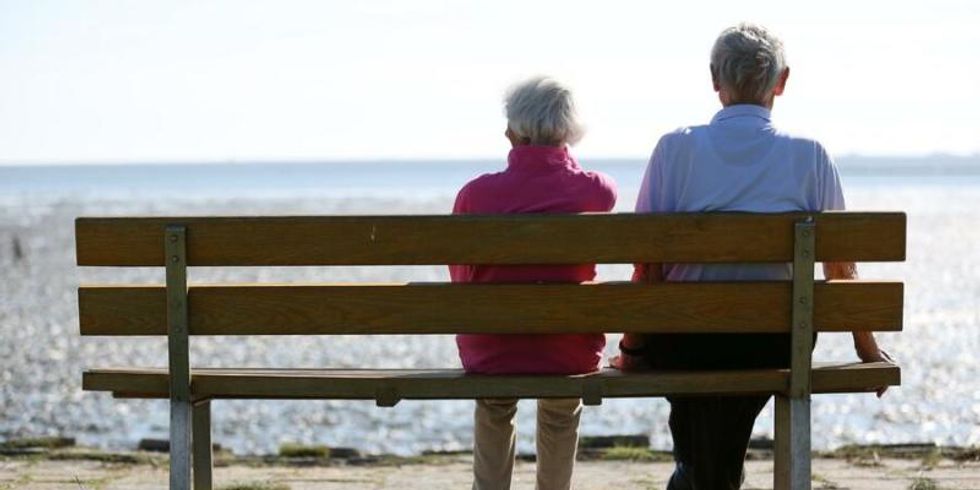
[614,22,893,490]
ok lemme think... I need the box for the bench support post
[775,395,811,490]
[166,225,192,490]
[775,217,815,490]
[193,400,213,490]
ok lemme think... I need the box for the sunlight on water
[0,170,977,455]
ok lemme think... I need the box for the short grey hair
[710,23,787,104]
[504,76,584,146]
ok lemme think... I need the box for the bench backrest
[77,213,905,337]
[76,210,906,427]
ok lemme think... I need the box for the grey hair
[710,23,787,104]
[504,76,584,146]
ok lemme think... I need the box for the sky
[1,0,978,164]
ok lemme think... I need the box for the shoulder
[454,171,507,213]
[580,169,617,210]
[656,125,702,149]
[562,156,618,211]
[648,126,705,165]
[458,171,505,195]
[579,167,616,190]
[773,129,832,160]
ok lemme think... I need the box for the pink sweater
[450,145,617,374]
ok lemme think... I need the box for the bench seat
[84,362,899,404]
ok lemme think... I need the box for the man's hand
[853,331,895,398]
[824,262,894,398]
[856,343,895,364]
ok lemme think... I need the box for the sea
[0,157,978,455]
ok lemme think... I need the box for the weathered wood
[809,361,902,392]
[775,395,812,490]
[192,401,213,490]
[166,226,191,490]
[73,212,905,490]
[78,281,904,336]
[75,213,907,266]
[82,362,900,400]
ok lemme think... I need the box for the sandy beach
[2,447,979,490]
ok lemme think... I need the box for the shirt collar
[507,145,578,171]
[710,104,772,125]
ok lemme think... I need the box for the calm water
[0,160,978,455]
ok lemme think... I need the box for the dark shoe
[666,462,693,490]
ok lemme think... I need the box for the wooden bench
[76,212,905,490]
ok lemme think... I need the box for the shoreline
[3,435,978,464]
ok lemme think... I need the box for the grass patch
[69,475,115,490]
[600,446,671,462]
[831,444,881,460]
[10,474,34,489]
[812,472,843,489]
[48,449,160,465]
[362,453,461,466]
[833,445,882,467]
[0,437,75,450]
[825,443,947,461]
[909,476,939,490]
[278,443,330,459]
[920,448,943,470]
[850,456,883,468]
[579,435,649,449]
[218,482,290,490]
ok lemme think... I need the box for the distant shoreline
[1,154,979,171]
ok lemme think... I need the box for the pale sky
[1,0,978,164]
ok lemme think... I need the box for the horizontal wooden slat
[75,212,906,266]
[82,362,900,400]
[79,281,903,336]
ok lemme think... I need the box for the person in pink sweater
[450,76,617,490]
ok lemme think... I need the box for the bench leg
[774,395,811,490]
[170,400,193,490]
[193,400,213,490]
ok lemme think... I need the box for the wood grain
[78,281,904,336]
[82,362,900,400]
[75,212,906,266]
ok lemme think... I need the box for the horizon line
[2,152,980,168]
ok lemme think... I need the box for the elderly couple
[449,23,891,490]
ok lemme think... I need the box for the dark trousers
[641,333,806,490]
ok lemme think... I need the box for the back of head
[711,23,787,105]
[504,76,584,146]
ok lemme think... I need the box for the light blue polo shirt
[635,104,846,281]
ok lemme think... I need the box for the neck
[512,142,565,149]
[719,92,775,110]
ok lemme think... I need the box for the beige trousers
[472,398,582,490]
